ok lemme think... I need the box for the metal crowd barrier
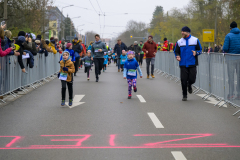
[155,51,240,119]
[0,53,60,103]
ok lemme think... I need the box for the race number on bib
[127,69,136,76]
[59,72,68,81]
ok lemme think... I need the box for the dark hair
[95,34,100,38]
[0,27,4,39]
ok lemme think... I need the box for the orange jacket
[80,43,86,57]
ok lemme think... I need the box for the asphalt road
[0,60,240,160]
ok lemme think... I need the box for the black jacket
[132,44,141,55]
[72,40,82,53]
[15,40,25,69]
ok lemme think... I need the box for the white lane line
[171,151,187,160]
[137,95,146,103]
[73,95,85,103]
[147,113,164,128]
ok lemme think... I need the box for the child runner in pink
[123,51,143,99]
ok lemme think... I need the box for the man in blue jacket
[223,21,240,100]
[114,39,128,72]
[174,26,202,101]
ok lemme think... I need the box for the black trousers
[180,66,197,96]
[139,54,144,66]
[61,80,73,100]
[74,57,80,73]
[103,64,107,70]
[85,67,91,78]
[94,58,104,78]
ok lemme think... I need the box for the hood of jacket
[95,40,102,44]
[230,28,240,34]
[72,39,80,45]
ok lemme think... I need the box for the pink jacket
[0,38,11,57]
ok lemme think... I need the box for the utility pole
[214,6,218,45]
[4,0,7,29]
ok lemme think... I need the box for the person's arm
[155,43,158,53]
[0,47,11,57]
[223,35,230,53]
[91,45,95,57]
[101,43,108,52]
[23,42,32,51]
[142,44,147,53]
[195,39,202,55]
[174,43,180,57]
[31,43,37,55]
[68,62,75,73]
[72,51,75,62]
[17,52,25,69]
[137,66,143,77]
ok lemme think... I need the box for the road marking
[66,95,85,109]
[137,95,146,103]
[147,113,164,128]
[171,151,187,160]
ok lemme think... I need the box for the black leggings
[139,54,144,66]
[74,57,80,73]
[85,67,91,78]
[94,58,104,78]
[61,80,73,100]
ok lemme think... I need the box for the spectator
[223,21,240,100]
[214,44,219,52]
[25,33,37,56]
[218,44,223,53]
[4,30,19,56]
[15,35,26,72]
[0,27,14,57]
[162,38,168,51]
[49,37,57,54]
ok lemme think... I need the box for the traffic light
[130,34,133,38]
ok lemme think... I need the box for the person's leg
[146,58,151,76]
[187,66,197,93]
[121,64,124,71]
[127,79,133,96]
[140,54,143,66]
[84,67,87,73]
[94,58,99,78]
[117,58,121,70]
[61,80,67,100]
[87,67,90,78]
[180,67,188,98]
[74,57,79,75]
[151,57,155,76]
[99,58,104,73]
[67,82,73,100]
[236,61,240,97]
[133,79,137,92]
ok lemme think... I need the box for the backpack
[24,50,34,68]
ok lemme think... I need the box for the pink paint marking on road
[109,135,116,146]
[134,134,212,146]
[30,135,91,147]
[0,136,22,148]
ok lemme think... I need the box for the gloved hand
[63,67,68,72]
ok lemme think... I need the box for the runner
[113,39,128,72]
[72,37,82,76]
[132,41,142,63]
[174,26,202,101]
[138,41,144,67]
[142,35,157,79]
[91,34,107,82]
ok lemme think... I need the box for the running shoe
[188,85,193,94]
[147,75,149,79]
[182,95,187,101]
[128,95,132,99]
[134,87,137,93]
[61,100,65,106]
[69,99,73,106]
[151,74,155,78]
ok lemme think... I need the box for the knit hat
[127,51,135,55]
[35,40,41,44]
[134,41,138,44]
[18,36,26,43]
[66,43,72,49]
[36,35,41,40]
[50,37,55,44]
[148,35,153,39]
[18,31,26,37]
[45,40,49,45]
[230,21,237,29]
[164,38,167,41]
[181,26,191,33]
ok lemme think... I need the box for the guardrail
[155,51,240,119]
[0,53,60,102]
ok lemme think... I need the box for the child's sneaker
[103,69,105,72]
[128,95,132,99]
[69,99,73,106]
[61,100,65,106]
[134,87,137,92]
[87,77,90,81]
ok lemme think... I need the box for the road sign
[203,29,214,42]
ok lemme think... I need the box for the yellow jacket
[49,42,57,54]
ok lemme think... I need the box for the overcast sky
[53,0,191,39]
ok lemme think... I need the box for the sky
[53,0,191,39]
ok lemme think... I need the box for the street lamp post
[61,5,74,40]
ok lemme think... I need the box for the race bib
[85,61,91,65]
[127,69,136,76]
[95,48,100,52]
[59,72,67,81]
[122,59,126,63]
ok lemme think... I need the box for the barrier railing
[155,51,240,119]
[0,53,60,102]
